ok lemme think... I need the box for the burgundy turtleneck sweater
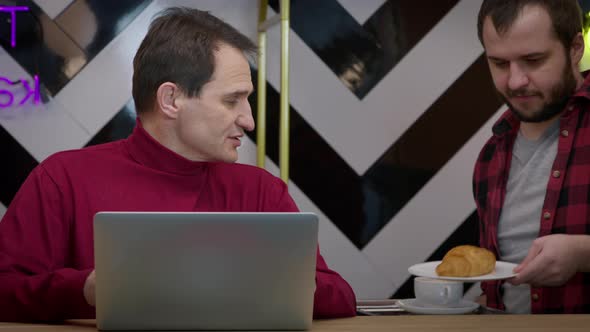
[0,122,356,322]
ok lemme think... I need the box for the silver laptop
[94,212,318,331]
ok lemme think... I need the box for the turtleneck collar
[124,118,208,175]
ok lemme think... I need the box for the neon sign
[0,6,41,108]
[0,6,29,48]
[0,76,41,108]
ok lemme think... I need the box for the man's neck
[519,116,560,141]
[140,114,207,162]
[140,116,181,155]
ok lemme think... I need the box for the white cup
[413,277,463,307]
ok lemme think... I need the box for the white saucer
[397,299,479,315]
[408,261,518,282]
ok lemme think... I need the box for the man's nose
[237,102,255,131]
[507,63,529,91]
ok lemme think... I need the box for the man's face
[174,43,254,163]
[482,5,578,123]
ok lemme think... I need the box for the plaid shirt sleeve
[473,121,513,312]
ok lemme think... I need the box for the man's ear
[156,82,182,119]
[571,32,585,67]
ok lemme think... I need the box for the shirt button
[543,212,551,220]
[532,293,539,301]
[568,105,574,111]
[552,170,561,178]
[561,130,569,137]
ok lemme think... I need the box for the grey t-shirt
[498,120,559,314]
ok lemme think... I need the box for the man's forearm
[0,269,95,322]
[575,235,590,272]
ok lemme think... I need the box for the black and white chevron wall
[3,0,587,300]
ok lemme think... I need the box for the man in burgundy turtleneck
[0,7,356,322]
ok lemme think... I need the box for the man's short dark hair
[477,0,583,51]
[132,7,257,113]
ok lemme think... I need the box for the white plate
[408,261,518,281]
[398,299,479,315]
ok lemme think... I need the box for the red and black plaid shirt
[473,73,590,314]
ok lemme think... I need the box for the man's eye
[225,100,238,106]
[493,61,508,68]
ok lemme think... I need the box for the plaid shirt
[473,73,590,314]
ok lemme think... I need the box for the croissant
[435,245,496,277]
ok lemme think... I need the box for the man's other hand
[510,234,584,287]
[84,270,96,306]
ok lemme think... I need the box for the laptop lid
[94,212,318,331]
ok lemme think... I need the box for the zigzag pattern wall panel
[0,0,506,299]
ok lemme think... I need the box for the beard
[499,60,578,123]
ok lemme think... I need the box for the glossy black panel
[85,99,136,147]
[269,0,459,99]
[0,124,38,206]
[248,69,366,246]
[55,0,151,60]
[0,0,86,96]
[360,55,501,247]
[391,210,480,299]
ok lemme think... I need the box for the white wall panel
[34,0,74,19]
[337,0,387,24]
